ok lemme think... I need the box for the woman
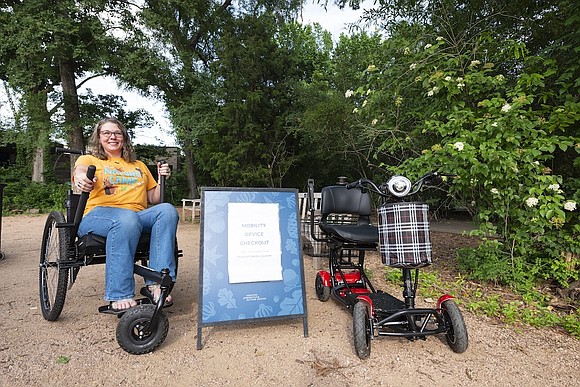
[73,117,179,312]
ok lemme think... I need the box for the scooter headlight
[386,176,412,197]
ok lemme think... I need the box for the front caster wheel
[315,272,331,301]
[353,301,372,359]
[116,304,169,355]
[442,299,468,353]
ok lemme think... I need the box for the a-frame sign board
[196,187,308,350]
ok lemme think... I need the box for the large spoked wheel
[39,211,70,321]
[315,272,330,301]
[353,301,372,359]
[116,304,169,355]
[441,299,468,353]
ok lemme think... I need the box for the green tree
[338,0,580,287]
[0,0,124,179]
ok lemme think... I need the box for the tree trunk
[183,137,198,198]
[25,90,51,183]
[59,57,84,173]
[31,147,44,182]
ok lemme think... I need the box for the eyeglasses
[100,130,124,138]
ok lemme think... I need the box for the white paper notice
[227,202,283,283]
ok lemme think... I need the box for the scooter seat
[319,223,378,245]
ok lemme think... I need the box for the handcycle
[307,173,468,359]
[39,148,182,354]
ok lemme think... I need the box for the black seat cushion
[319,223,378,244]
[77,232,151,258]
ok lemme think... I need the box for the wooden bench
[181,198,201,222]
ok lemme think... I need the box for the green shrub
[2,181,68,214]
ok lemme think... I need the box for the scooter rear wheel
[353,301,371,359]
[315,272,330,301]
[441,299,468,353]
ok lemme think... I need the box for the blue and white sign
[197,188,308,349]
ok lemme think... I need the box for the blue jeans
[78,203,179,302]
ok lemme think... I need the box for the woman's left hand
[157,162,171,180]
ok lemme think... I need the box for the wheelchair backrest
[320,185,373,225]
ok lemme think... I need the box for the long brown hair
[88,118,136,162]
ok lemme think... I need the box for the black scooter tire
[353,301,371,359]
[315,272,331,301]
[442,299,468,353]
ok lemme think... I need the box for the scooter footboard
[374,307,447,337]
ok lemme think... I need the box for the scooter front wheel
[441,299,468,353]
[315,272,330,301]
[353,301,371,359]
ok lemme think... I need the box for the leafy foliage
[1,0,579,295]
[336,1,580,290]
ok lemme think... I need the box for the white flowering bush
[385,39,580,288]
[338,31,579,289]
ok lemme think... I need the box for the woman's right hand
[73,166,96,193]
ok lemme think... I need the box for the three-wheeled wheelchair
[307,173,468,359]
[39,148,182,354]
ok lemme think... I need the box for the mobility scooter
[308,173,468,359]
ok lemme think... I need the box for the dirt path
[0,214,578,386]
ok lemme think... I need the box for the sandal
[110,298,137,312]
[141,284,173,307]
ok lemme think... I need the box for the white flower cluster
[564,201,577,211]
[345,89,354,98]
[501,103,512,113]
[454,142,464,151]
[548,183,563,193]
[526,197,539,207]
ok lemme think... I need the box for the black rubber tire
[315,272,330,301]
[442,299,469,353]
[39,211,70,321]
[116,304,169,355]
[353,301,371,359]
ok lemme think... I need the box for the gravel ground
[0,214,578,387]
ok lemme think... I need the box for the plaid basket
[378,202,432,268]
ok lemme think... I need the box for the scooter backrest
[320,185,372,217]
